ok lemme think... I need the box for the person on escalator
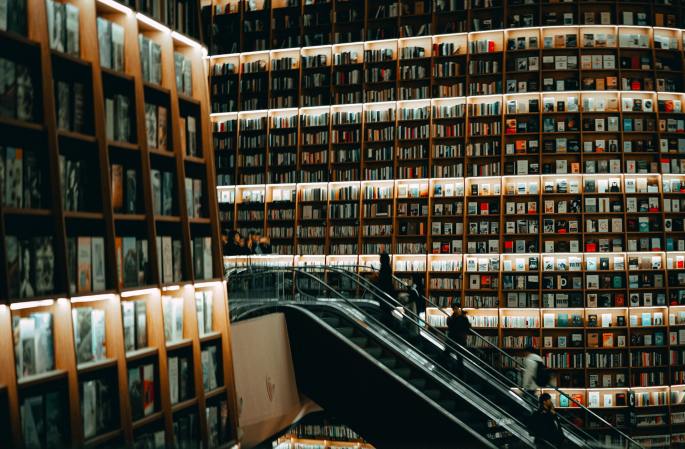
[409,274,426,326]
[523,345,547,397]
[376,251,397,329]
[445,301,470,377]
[528,393,564,448]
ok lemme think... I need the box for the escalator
[230,269,535,449]
[227,265,641,449]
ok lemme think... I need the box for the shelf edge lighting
[10,299,55,310]
[96,0,132,14]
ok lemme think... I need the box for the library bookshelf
[208,25,685,113]
[206,0,685,54]
[225,252,685,445]
[0,0,237,448]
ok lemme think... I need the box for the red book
[585,242,597,252]
[488,41,495,53]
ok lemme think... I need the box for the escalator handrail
[291,263,642,449]
[227,266,540,448]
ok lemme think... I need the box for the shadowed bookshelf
[0,0,238,448]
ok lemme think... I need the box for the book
[157,106,167,150]
[77,236,91,292]
[142,363,155,415]
[64,3,79,56]
[128,365,143,420]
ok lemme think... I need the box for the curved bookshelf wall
[206,0,684,54]
[213,20,685,447]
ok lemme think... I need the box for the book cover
[137,239,148,286]
[125,169,137,213]
[72,82,85,133]
[91,308,105,361]
[110,164,123,211]
[139,35,150,81]
[82,380,97,438]
[203,237,213,281]
[157,106,167,151]
[162,236,173,283]
[128,365,143,420]
[172,239,182,282]
[145,103,157,149]
[121,301,135,351]
[91,237,106,291]
[143,363,154,415]
[184,178,193,217]
[150,41,162,85]
[65,3,79,57]
[179,117,187,155]
[56,80,70,130]
[162,171,174,216]
[73,307,93,363]
[151,169,161,215]
[111,22,124,71]
[180,357,190,400]
[16,65,33,121]
[123,236,138,288]
[77,236,91,292]
[187,116,197,156]
[193,179,202,218]
[135,299,147,349]
[21,395,43,449]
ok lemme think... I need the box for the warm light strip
[162,285,180,292]
[193,281,222,289]
[71,293,116,304]
[121,288,159,298]
[10,299,55,310]
[136,12,171,34]
[96,0,132,14]
[209,24,685,62]
[218,172,675,193]
[171,31,203,50]
[207,90,679,116]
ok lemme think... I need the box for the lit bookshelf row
[0,282,237,449]
[218,173,685,256]
[212,90,685,186]
[206,0,684,54]
[209,25,685,111]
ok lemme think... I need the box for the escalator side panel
[280,307,492,449]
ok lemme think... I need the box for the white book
[168,356,179,404]
[162,236,173,283]
[65,3,79,57]
[111,22,125,72]
[91,309,106,360]
[83,380,97,438]
[122,301,135,351]
[97,17,112,69]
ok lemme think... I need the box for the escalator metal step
[350,336,368,347]
[437,399,457,411]
[409,378,427,389]
[322,316,341,327]
[392,367,411,378]
[366,346,382,358]
[379,357,397,368]
[337,326,355,338]
[423,389,441,401]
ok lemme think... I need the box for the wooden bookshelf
[205,0,685,54]
[0,0,237,448]
[207,25,685,114]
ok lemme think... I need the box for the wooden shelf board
[155,215,182,223]
[57,129,97,143]
[165,338,193,352]
[189,217,212,225]
[108,140,140,151]
[199,331,222,344]
[64,211,105,220]
[83,428,123,448]
[77,357,118,374]
[0,28,39,48]
[125,347,159,363]
[178,93,200,105]
[184,155,206,164]
[3,207,52,217]
[205,385,228,400]
[17,369,68,389]
[113,213,147,222]
[148,147,176,158]
[143,81,171,96]
[0,116,44,132]
[101,66,135,83]
[132,410,164,431]
[50,49,91,68]
[171,397,198,414]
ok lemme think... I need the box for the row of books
[1,146,43,209]
[0,57,35,122]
